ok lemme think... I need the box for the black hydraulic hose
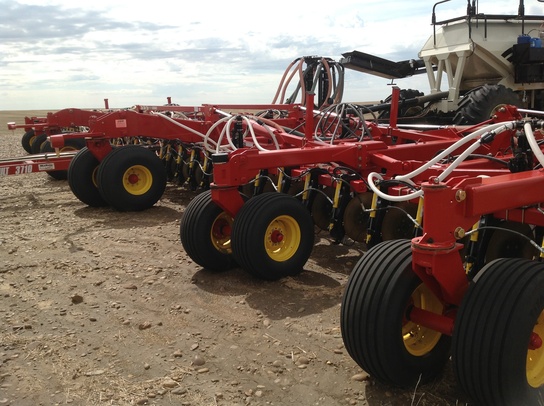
[363,91,450,113]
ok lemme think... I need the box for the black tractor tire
[452,258,544,405]
[97,145,167,211]
[341,239,451,386]
[232,192,314,280]
[68,147,108,207]
[30,133,48,154]
[21,129,37,153]
[453,84,522,125]
[180,190,237,272]
[40,138,86,180]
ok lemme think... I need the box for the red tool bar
[406,306,455,336]
[0,152,75,176]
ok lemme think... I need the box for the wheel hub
[122,165,153,196]
[264,215,301,262]
[210,213,233,255]
[529,332,543,351]
[212,220,231,239]
[270,229,284,243]
[128,173,139,184]
[527,310,544,388]
[403,283,444,357]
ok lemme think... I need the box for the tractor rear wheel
[453,84,522,125]
[68,147,108,207]
[97,145,166,211]
[341,239,451,386]
[452,258,544,404]
[180,190,237,272]
[232,192,314,280]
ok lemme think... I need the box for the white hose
[237,115,268,153]
[205,114,284,154]
[155,110,281,154]
[436,122,515,182]
[205,116,235,153]
[525,121,544,168]
[395,122,511,183]
[153,112,221,151]
[435,138,484,182]
[253,120,281,151]
[298,106,339,145]
[368,121,517,202]
[367,172,424,202]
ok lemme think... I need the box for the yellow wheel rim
[210,212,233,255]
[91,166,99,188]
[122,165,152,195]
[403,284,444,356]
[264,215,301,262]
[527,310,544,388]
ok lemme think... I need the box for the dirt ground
[0,111,469,406]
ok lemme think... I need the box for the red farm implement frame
[47,101,317,211]
[5,103,113,179]
[339,113,544,404]
[179,89,530,275]
[8,104,110,154]
[39,87,512,216]
[7,85,519,241]
[5,87,415,209]
[174,87,544,404]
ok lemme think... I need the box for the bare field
[1,110,468,405]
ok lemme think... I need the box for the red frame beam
[0,152,75,176]
[412,169,544,307]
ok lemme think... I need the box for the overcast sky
[1,0,543,110]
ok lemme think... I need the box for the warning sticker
[115,119,128,128]
[38,163,55,171]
